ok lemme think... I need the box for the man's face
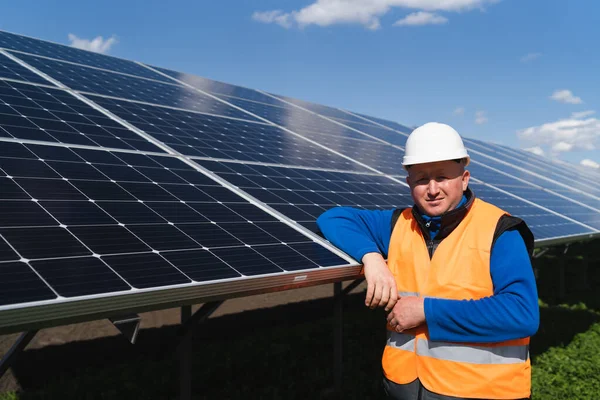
[406,160,470,217]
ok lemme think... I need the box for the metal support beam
[533,248,549,259]
[0,331,37,379]
[177,302,222,400]
[336,278,365,299]
[109,314,141,344]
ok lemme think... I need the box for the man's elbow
[523,303,540,337]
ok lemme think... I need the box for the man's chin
[422,203,447,217]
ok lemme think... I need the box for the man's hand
[362,252,397,311]
[386,296,425,332]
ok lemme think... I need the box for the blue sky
[1,0,598,169]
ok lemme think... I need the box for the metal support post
[333,281,343,395]
[179,305,192,400]
[532,248,549,280]
[582,258,589,290]
[558,245,569,300]
[0,331,37,379]
[177,301,222,400]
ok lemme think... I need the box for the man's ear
[462,169,470,191]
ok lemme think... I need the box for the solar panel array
[0,30,598,333]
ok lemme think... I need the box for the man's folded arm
[424,229,540,343]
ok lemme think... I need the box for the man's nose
[427,179,440,196]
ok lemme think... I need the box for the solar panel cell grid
[353,112,413,133]
[197,159,414,232]
[273,94,370,125]
[291,131,405,175]
[0,141,351,309]
[12,52,260,122]
[150,66,282,105]
[469,182,594,238]
[0,53,53,85]
[337,120,409,147]
[466,138,600,198]
[468,158,600,213]
[0,31,173,82]
[0,80,165,152]
[218,95,384,143]
[88,94,371,171]
[0,261,56,306]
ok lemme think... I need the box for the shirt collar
[412,187,475,241]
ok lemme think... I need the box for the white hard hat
[402,122,470,167]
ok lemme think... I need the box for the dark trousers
[383,376,530,400]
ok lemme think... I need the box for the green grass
[1,239,599,399]
[533,320,600,400]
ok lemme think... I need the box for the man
[317,122,539,400]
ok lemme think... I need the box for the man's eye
[436,176,448,181]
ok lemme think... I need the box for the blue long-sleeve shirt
[316,204,539,343]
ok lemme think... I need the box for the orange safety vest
[382,198,531,399]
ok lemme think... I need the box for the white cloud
[550,89,583,104]
[552,141,573,153]
[517,116,600,156]
[453,107,465,116]
[394,11,448,26]
[524,146,544,156]
[475,110,487,124]
[571,110,595,119]
[252,0,499,30]
[520,52,541,63]
[251,10,293,28]
[580,159,599,169]
[68,33,117,54]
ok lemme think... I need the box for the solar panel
[0,31,172,82]
[0,141,355,327]
[87,94,373,172]
[468,181,595,239]
[0,53,54,85]
[11,52,260,122]
[465,150,600,214]
[351,111,414,134]
[465,138,600,199]
[0,80,165,152]
[196,159,414,232]
[272,94,372,125]
[210,93,386,144]
[0,29,598,334]
[149,65,281,104]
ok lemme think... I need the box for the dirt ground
[0,280,366,392]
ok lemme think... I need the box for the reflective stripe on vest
[398,291,419,297]
[417,339,529,364]
[387,331,416,352]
